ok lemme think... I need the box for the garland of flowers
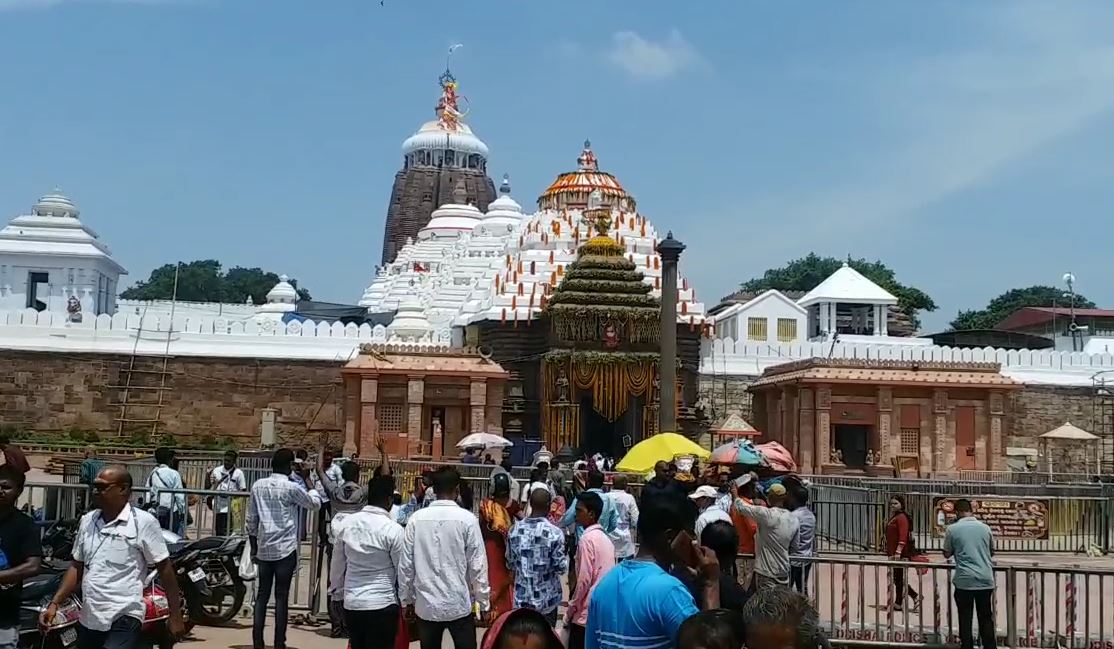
[563,268,645,283]
[549,307,660,343]
[556,279,653,295]
[544,353,659,422]
[547,292,659,308]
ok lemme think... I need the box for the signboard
[932,497,1049,539]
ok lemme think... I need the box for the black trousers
[790,565,812,594]
[417,615,476,649]
[214,512,230,536]
[568,623,586,649]
[954,588,996,649]
[253,551,298,649]
[346,605,399,649]
[78,616,141,649]
[892,566,919,604]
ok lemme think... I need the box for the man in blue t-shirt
[943,499,996,649]
[585,492,719,649]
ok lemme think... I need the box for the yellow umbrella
[616,433,709,474]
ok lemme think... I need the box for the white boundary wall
[700,337,1114,386]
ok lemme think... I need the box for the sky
[3,1,1114,332]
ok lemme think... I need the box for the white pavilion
[0,190,126,317]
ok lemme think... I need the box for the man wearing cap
[731,478,800,591]
[691,485,732,539]
[729,473,759,589]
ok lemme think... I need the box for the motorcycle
[19,567,81,648]
[167,535,248,626]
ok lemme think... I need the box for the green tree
[120,260,311,304]
[949,285,1095,331]
[738,253,937,330]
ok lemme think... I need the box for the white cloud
[607,29,698,81]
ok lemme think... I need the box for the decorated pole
[657,231,685,433]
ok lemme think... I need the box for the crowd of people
[7,443,997,649]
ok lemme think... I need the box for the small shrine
[541,191,665,456]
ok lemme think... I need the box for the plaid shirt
[247,473,322,561]
[505,516,568,614]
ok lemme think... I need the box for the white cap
[688,485,719,500]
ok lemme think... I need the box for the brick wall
[0,350,345,447]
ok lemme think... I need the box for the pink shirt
[566,523,616,626]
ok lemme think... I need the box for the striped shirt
[246,473,322,561]
[585,559,697,649]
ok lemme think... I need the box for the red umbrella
[755,441,797,473]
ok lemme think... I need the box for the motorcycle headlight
[39,595,81,628]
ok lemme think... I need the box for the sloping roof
[798,264,898,307]
[712,289,807,321]
[711,412,760,436]
[342,344,508,378]
[996,306,1114,331]
[749,358,1022,389]
[1040,422,1099,441]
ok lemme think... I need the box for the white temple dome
[265,275,297,306]
[476,174,523,234]
[387,296,433,341]
[402,120,490,158]
[32,190,79,218]
[419,179,484,239]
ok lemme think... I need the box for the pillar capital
[655,231,686,263]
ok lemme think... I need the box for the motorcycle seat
[22,572,62,601]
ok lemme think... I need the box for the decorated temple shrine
[361,70,709,460]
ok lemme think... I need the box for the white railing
[699,337,1114,386]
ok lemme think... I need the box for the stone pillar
[358,378,378,457]
[470,379,488,434]
[656,232,685,434]
[933,389,948,473]
[343,378,360,456]
[873,305,882,335]
[799,387,816,472]
[880,305,889,335]
[877,386,892,465]
[407,377,426,456]
[989,391,1005,470]
[816,385,831,466]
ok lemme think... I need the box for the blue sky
[3,0,1114,331]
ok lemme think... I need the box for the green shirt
[79,458,105,486]
[943,516,995,590]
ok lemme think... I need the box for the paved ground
[184,618,486,649]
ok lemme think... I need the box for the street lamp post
[657,231,685,434]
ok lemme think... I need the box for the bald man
[42,466,185,649]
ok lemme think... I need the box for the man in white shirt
[691,485,731,539]
[146,446,186,533]
[731,482,800,591]
[207,450,247,536]
[42,465,185,648]
[246,448,323,649]
[331,474,404,649]
[398,466,490,649]
[607,474,639,561]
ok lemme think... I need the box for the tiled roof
[342,344,508,378]
[749,358,1021,389]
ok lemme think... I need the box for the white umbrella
[456,432,513,449]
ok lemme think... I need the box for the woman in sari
[479,473,520,618]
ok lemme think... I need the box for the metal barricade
[799,554,1114,648]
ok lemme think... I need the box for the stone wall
[698,374,757,422]
[1007,385,1100,473]
[0,350,345,448]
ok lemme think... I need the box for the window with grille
[900,427,920,455]
[379,404,405,434]
[776,318,798,342]
[747,317,768,341]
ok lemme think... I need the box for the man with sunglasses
[41,466,185,649]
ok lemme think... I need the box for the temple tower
[380,69,496,264]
